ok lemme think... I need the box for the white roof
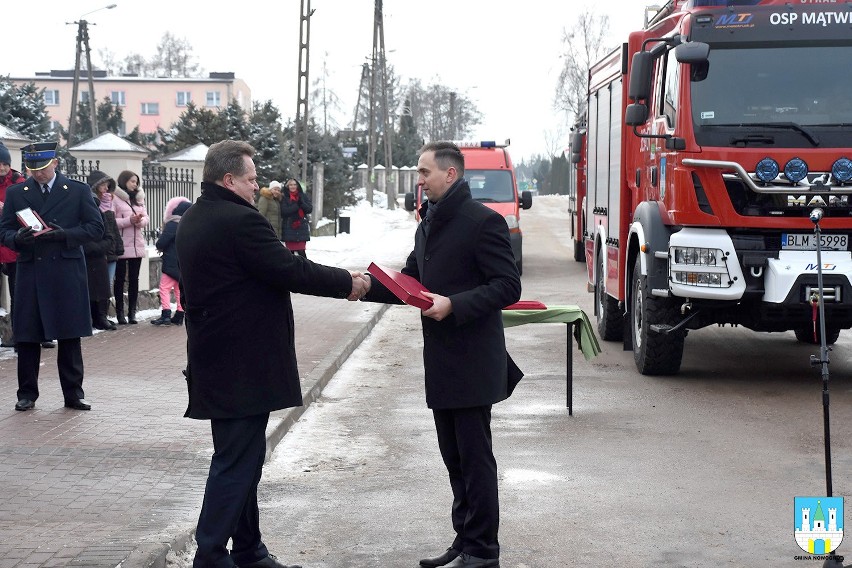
[162,142,208,162]
[0,124,29,141]
[70,131,148,153]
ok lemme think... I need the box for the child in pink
[151,197,191,326]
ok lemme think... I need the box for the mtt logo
[715,13,755,27]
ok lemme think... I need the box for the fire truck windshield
[689,45,852,148]
[465,170,515,203]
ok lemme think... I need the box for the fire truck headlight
[672,246,718,266]
[504,214,519,229]
[671,271,724,287]
[755,157,779,183]
[784,157,808,183]
[832,157,852,183]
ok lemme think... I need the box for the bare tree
[554,10,611,124]
[406,79,481,141]
[120,53,149,77]
[152,32,201,78]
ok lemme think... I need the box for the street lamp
[67,3,117,145]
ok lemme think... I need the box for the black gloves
[38,222,66,243]
[14,226,35,248]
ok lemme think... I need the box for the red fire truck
[583,0,852,374]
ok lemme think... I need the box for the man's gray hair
[203,140,255,183]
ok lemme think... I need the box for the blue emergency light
[784,158,808,184]
[755,157,779,183]
[832,157,852,183]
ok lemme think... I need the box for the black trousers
[16,338,85,403]
[194,413,270,568]
[433,405,500,560]
[114,257,142,314]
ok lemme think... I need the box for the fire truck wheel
[596,248,623,341]
[631,255,684,375]
[793,326,840,345]
[573,240,584,263]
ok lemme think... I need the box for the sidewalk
[0,296,387,568]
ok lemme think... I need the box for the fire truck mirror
[625,103,649,127]
[675,41,709,64]
[628,52,653,101]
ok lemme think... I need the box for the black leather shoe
[41,340,55,348]
[237,554,301,568]
[443,553,499,568]
[420,548,461,567]
[65,399,91,411]
[15,399,35,411]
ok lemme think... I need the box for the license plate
[782,233,848,250]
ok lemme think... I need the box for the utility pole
[367,0,395,208]
[295,0,314,186]
[67,4,116,146]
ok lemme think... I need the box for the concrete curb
[120,303,390,568]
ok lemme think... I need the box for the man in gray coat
[362,141,522,568]
[176,140,368,568]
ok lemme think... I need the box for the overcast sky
[6,0,648,162]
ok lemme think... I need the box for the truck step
[650,324,673,334]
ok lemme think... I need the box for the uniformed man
[0,142,104,411]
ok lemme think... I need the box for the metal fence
[140,165,195,245]
[61,159,195,246]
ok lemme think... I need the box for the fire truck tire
[596,249,623,341]
[573,240,584,263]
[631,255,684,375]
[793,326,840,345]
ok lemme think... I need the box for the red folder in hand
[368,262,433,310]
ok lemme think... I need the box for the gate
[141,165,195,245]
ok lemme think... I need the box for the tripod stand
[809,208,849,568]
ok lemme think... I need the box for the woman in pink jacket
[113,170,149,324]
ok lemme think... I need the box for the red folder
[368,262,433,310]
[504,300,547,310]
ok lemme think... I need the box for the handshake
[347,271,371,301]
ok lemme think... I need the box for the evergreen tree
[392,99,424,168]
[156,102,227,155]
[0,76,54,142]
[249,100,290,185]
[65,96,126,145]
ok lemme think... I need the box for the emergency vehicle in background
[567,123,587,262]
[405,140,533,274]
[582,0,852,375]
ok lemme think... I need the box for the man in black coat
[176,140,368,568]
[362,141,522,568]
[0,142,104,411]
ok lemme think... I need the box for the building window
[110,91,126,106]
[141,102,159,115]
[205,91,221,107]
[49,120,62,132]
[117,121,127,136]
[43,90,60,106]
[80,91,90,103]
[176,91,191,106]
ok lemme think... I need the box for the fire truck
[583,0,852,375]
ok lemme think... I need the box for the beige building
[9,70,251,136]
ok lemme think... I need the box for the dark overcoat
[280,186,312,242]
[0,173,104,341]
[364,179,523,409]
[82,197,117,302]
[176,182,353,420]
